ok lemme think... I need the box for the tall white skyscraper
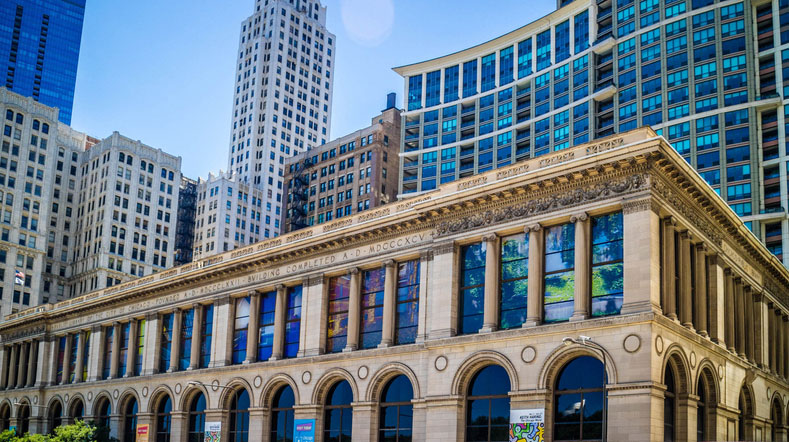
[227,0,335,238]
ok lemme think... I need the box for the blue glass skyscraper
[0,0,85,125]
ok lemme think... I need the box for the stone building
[281,100,401,233]
[0,129,786,442]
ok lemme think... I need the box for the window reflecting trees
[544,223,575,323]
[187,393,206,442]
[379,375,413,442]
[232,297,250,364]
[270,386,295,442]
[590,212,623,317]
[466,365,510,441]
[500,233,528,329]
[395,260,420,345]
[324,380,353,442]
[229,389,250,442]
[361,268,385,349]
[460,243,486,334]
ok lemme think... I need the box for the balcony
[755,93,782,110]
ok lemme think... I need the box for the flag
[14,270,24,285]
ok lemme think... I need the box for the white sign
[510,408,545,442]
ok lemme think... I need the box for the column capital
[192,302,202,310]
[275,284,286,291]
[91,325,101,333]
[678,230,692,241]
[724,267,733,276]
[662,216,677,227]
[695,242,708,253]
[525,223,541,233]
[433,240,455,255]
[112,321,121,327]
[752,291,764,302]
[303,273,324,287]
[347,267,360,276]
[382,259,395,268]
[214,295,232,307]
[569,212,588,223]
[419,250,434,262]
[247,289,259,298]
[145,312,157,321]
[622,196,660,214]
[481,233,497,243]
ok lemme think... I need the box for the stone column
[125,320,137,377]
[744,287,754,362]
[662,217,678,320]
[525,224,544,327]
[35,338,51,387]
[621,198,662,314]
[88,325,103,382]
[753,292,765,369]
[734,279,746,358]
[109,323,121,379]
[47,336,59,386]
[706,254,725,346]
[481,234,501,331]
[143,313,161,375]
[415,251,432,343]
[25,340,36,387]
[429,241,458,338]
[271,285,287,360]
[169,309,183,372]
[778,312,786,377]
[0,346,7,389]
[769,308,778,372]
[570,213,590,321]
[784,316,789,378]
[300,274,327,357]
[344,268,361,352]
[15,342,27,388]
[62,334,72,384]
[210,296,231,368]
[694,244,708,337]
[245,292,260,364]
[724,270,736,353]
[74,331,85,383]
[189,304,203,370]
[677,231,694,330]
[379,260,397,346]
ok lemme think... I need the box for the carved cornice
[651,174,721,245]
[1,325,45,343]
[621,197,659,215]
[435,173,650,237]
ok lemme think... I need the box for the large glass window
[102,326,113,379]
[56,337,65,383]
[229,389,250,442]
[200,304,213,368]
[50,401,63,432]
[591,212,623,317]
[132,320,144,376]
[460,243,486,334]
[361,268,385,348]
[324,381,353,442]
[327,275,351,353]
[463,60,478,98]
[94,398,111,429]
[518,39,533,78]
[664,365,676,442]
[179,309,194,371]
[481,53,496,92]
[536,29,552,71]
[379,375,414,441]
[188,393,206,442]
[270,386,295,442]
[118,323,129,377]
[500,233,528,329]
[544,223,575,323]
[122,398,138,442]
[232,297,250,364]
[425,70,441,107]
[407,75,422,111]
[81,332,90,382]
[68,334,78,383]
[258,291,276,361]
[155,396,172,442]
[466,365,510,441]
[574,10,589,53]
[697,377,707,441]
[554,356,605,440]
[396,260,420,345]
[499,47,513,85]
[444,66,459,102]
[159,313,173,372]
[555,20,571,62]
[285,286,302,358]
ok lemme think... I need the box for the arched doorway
[122,397,138,442]
[228,389,250,442]
[323,380,353,442]
[154,395,172,442]
[0,403,9,430]
[69,398,84,422]
[270,385,295,442]
[770,398,784,442]
[187,392,206,442]
[466,365,510,442]
[379,375,413,441]
[553,356,605,441]
[94,397,111,429]
[49,400,63,433]
[17,403,29,435]
[664,364,677,442]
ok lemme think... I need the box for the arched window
[270,386,295,442]
[187,393,206,442]
[123,398,138,442]
[379,375,413,441]
[324,380,353,442]
[738,388,749,441]
[553,356,605,441]
[94,398,111,429]
[228,389,250,442]
[696,378,707,441]
[466,365,511,442]
[49,401,63,432]
[70,399,84,421]
[771,399,782,442]
[0,404,9,431]
[17,404,29,435]
[664,366,676,442]
[156,396,172,442]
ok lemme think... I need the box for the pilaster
[189,304,203,370]
[245,292,260,364]
[300,273,326,357]
[210,296,231,368]
[415,251,432,343]
[621,198,662,315]
[74,331,85,383]
[143,313,161,376]
[271,285,286,360]
[88,325,103,382]
[694,244,708,337]
[525,224,544,327]
[677,231,694,330]
[481,234,500,332]
[661,217,678,320]
[570,213,590,321]
[169,309,183,372]
[706,253,725,346]
[429,241,458,338]
[344,268,361,352]
[379,260,397,347]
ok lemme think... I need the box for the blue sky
[71,0,556,179]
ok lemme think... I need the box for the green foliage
[7,421,116,442]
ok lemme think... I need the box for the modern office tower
[0,0,86,125]
[0,88,184,315]
[395,0,789,264]
[192,172,266,260]
[226,0,335,239]
[281,98,401,232]
[174,177,197,266]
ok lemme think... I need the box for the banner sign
[509,408,545,442]
[293,419,316,442]
[135,424,149,442]
[204,422,221,442]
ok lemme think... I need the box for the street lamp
[187,380,235,390]
[562,336,609,442]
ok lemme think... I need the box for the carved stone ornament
[302,371,312,384]
[357,366,369,379]
[623,334,641,353]
[651,178,721,245]
[436,173,649,237]
[655,335,664,355]
[254,376,262,388]
[621,197,659,215]
[435,355,448,371]
[521,346,537,363]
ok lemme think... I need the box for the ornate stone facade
[0,129,786,442]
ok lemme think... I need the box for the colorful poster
[509,408,545,442]
[204,422,221,442]
[293,419,316,442]
[135,424,149,442]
